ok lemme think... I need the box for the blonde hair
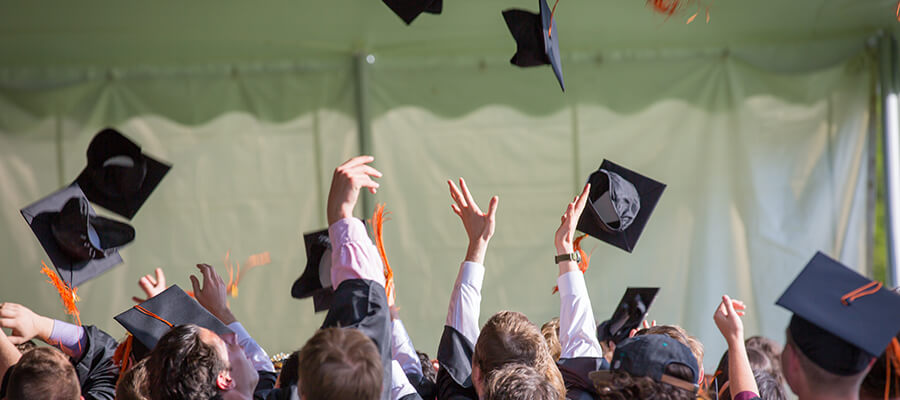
[541,318,562,362]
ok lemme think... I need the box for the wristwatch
[555,252,582,264]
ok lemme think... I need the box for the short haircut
[145,324,226,400]
[276,350,300,389]
[541,318,562,362]
[6,347,80,400]
[298,327,382,400]
[753,369,787,400]
[713,348,783,400]
[745,335,784,386]
[784,331,865,394]
[483,363,557,400]
[635,325,704,367]
[473,311,565,399]
[116,358,149,400]
[593,364,703,400]
[13,340,36,354]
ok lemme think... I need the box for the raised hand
[713,294,746,345]
[448,178,499,264]
[327,156,383,225]
[190,264,237,325]
[554,183,591,255]
[132,268,168,303]
[0,303,53,345]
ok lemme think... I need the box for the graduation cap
[291,229,336,313]
[75,128,172,220]
[596,287,659,345]
[502,0,565,91]
[114,285,233,359]
[383,0,442,25]
[776,252,900,376]
[576,160,666,253]
[20,184,133,287]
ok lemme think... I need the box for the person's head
[482,363,558,400]
[541,318,562,362]
[13,341,36,354]
[859,335,900,399]
[116,358,149,400]
[634,325,704,382]
[145,324,227,400]
[745,335,784,386]
[753,370,787,400]
[6,347,81,400]
[592,335,702,400]
[276,350,300,389]
[472,311,565,399]
[297,327,382,400]
[418,351,437,384]
[220,331,258,400]
[781,319,874,398]
[712,348,779,399]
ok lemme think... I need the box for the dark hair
[483,363,557,400]
[117,358,149,400]
[298,327,383,400]
[860,334,900,398]
[635,325,704,367]
[13,340,36,354]
[277,350,301,389]
[473,311,565,399]
[7,347,80,400]
[145,324,226,400]
[754,369,787,400]
[594,364,706,400]
[418,351,437,384]
[745,335,784,387]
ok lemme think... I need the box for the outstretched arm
[554,184,602,359]
[713,295,758,399]
[0,325,21,383]
[0,302,84,358]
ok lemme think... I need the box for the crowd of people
[1,154,899,400]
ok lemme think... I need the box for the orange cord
[841,281,883,306]
[39,261,81,326]
[372,204,395,304]
[548,0,560,37]
[133,305,174,328]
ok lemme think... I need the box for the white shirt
[445,261,485,345]
[557,271,602,358]
[227,321,275,372]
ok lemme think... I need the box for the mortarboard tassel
[551,234,591,294]
[40,261,81,326]
[371,203,395,305]
[224,251,272,298]
[113,335,135,380]
[886,337,900,399]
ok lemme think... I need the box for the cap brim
[539,0,564,91]
[114,285,233,352]
[76,154,171,220]
[577,160,666,253]
[20,184,123,287]
[776,252,900,357]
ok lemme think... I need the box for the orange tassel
[551,234,592,294]
[886,338,900,399]
[39,261,81,326]
[113,335,134,379]
[224,251,271,298]
[371,204,395,304]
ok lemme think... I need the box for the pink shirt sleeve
[734,391,760,400]
[328,217,386,288]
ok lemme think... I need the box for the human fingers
[355,175,381,193]
[731,299,746,310]
[197,264,215,285]
[486,196,499,221]
[154,268,166,287]
[190,274,202,295]
[132,296,147,303]
[340,155,375,169]
[642,320,650,329]
[459,178,481,214]
[448,180,467,209]
[651,320,657,327]
[5,334,27,345]
[573,183,591,216]
[723,295,737,318]
[139,276,154,291]
[451,204,462,217]
[352,164,383,179]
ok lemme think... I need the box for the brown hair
[116,358,149,400]
[473,311,565,399]
[541,318,562,362]
[298,327,382,400]
[744,335,784,387]
[593,364,708,400]
[145,324,226,400]
[483,363,558,400]
[276,350,301,389]
[6,347,80,400]
[784,332,865,395]
[636,325,704,367]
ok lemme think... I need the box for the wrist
[214,309,238,325]
[558,260,579,276]
[39,316,54,342]
[465,241,488,264]
[555,243,574,254]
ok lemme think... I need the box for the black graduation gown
[557,356,609,400]
[436,325,477,400]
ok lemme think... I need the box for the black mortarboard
[75,128,171,220]
[291,229,336,313]
[21,184,133,287]
[596,287,659,345]
[576,160,666,253]
[383,0,442,25]
[776,252,900,376]
[114,285,233,359]
[502,0,565,91]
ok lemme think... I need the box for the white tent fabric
[0,48,873,370]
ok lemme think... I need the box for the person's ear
[217,370,235,391]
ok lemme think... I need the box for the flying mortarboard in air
[291,228,337,313]
[21,184,134,288]
[75,128,172,220]
[596,287,660,345]
[115,285,234,361]
[576,159,666,253]
[776,252,900,376]
[502,0,565,91]
[383,0,442,25]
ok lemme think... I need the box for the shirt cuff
[734,391,760,400]
[556,271,588,298]
[457,261,485,291]
[227,322,251,343]
[48,319,86,358]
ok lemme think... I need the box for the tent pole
[879,33,900,287]
[353,52,373,216]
